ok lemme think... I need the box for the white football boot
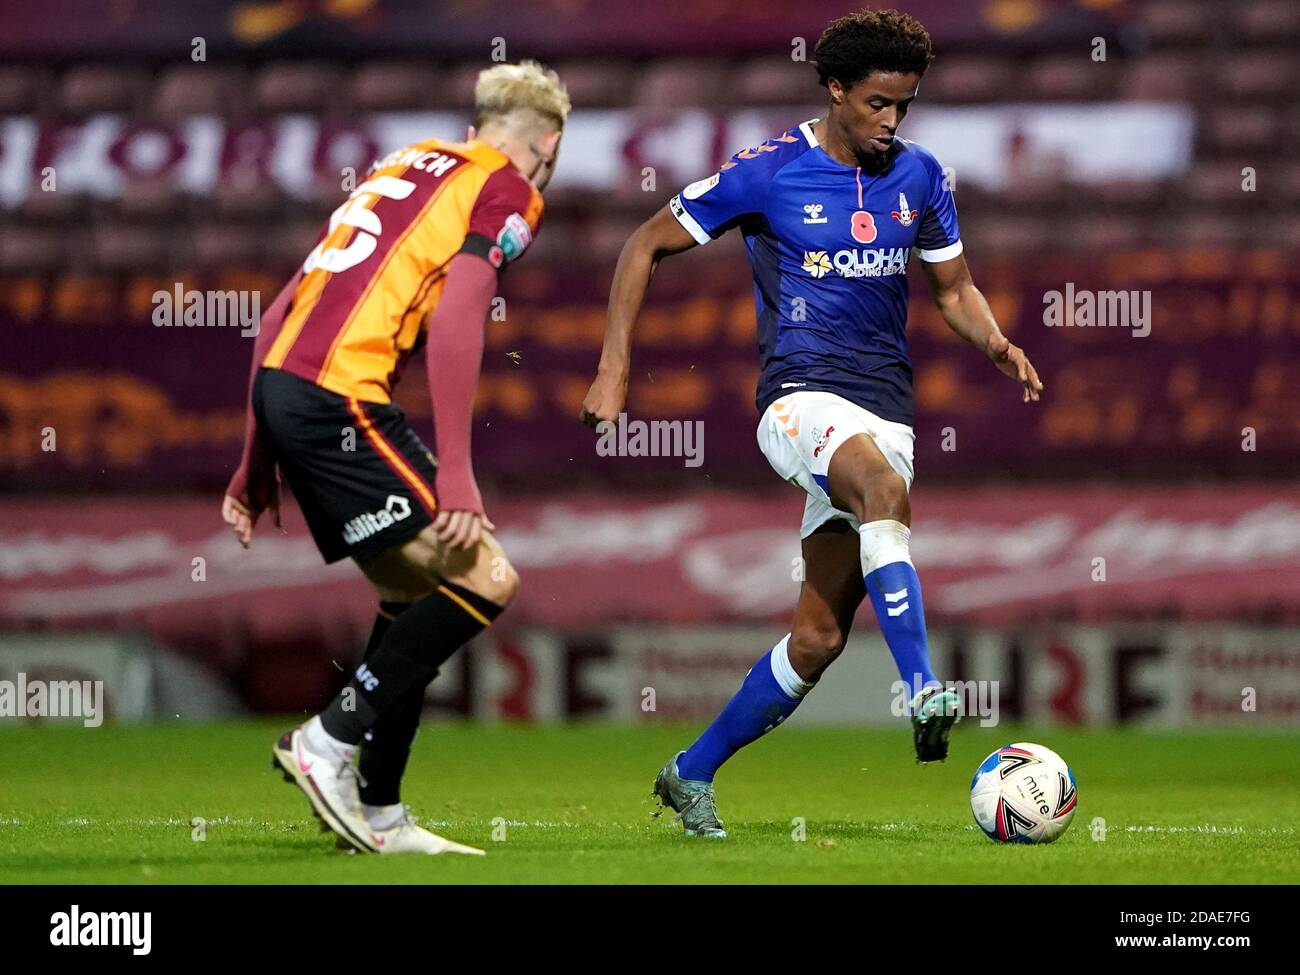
[273,721,378,853]
[365,808,486,856]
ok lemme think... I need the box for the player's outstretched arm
[425,253,500,550]
[580,205,699,427]
[922,253,1044,404]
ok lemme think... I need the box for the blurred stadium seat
[1240,0,1300,39]
[735,56,810,105]
[152,64,249,118]
[253,61,346,113]
[634,58,734,109]
[1139,0,1215,43]
[0,65,53,113]
[350,61,444,111]
[1124,53,1195,99]
[59,64,150,114]
[916,54,1014,103]
[549,59,637,109]
[1025,54,1115,100]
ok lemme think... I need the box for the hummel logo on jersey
[342,494,412,545]
[802,203,827,224]
[891,192,919,227]
[802,247,909,279]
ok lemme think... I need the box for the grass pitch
[1,720,1296,884]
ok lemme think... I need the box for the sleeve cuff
[917,239,963,263]
[669,194,711,245]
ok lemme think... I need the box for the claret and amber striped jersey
[263,138,543,403]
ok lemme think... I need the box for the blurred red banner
[3,483,1298,634]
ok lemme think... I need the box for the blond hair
[473,60,571,131]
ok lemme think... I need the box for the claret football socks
[319,582,502,745]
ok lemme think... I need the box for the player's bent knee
[788,625,846,674]
[356,540,440,601]
[372,582,433,603]
[859,470,909,523]
[396,535,447,589]
[480,558,521,608]
[444,550,520,610]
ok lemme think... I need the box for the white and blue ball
[970,742,1077,844]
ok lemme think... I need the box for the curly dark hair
[812,8,935,90]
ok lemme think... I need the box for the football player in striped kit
[222,62,568,855]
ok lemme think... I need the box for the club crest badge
[891,192,919,227]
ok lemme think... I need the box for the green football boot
[910,684,962,763]
[653,752,727,838]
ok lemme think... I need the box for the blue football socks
[677,637,809,782]
[860,519,940,699]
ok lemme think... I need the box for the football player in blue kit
[581,8,1043,837]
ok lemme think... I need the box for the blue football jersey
[669,119,961,426]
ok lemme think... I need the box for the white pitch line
[0,817,637,830]
[0,818,1289,837]
[1121,824,1296,835]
